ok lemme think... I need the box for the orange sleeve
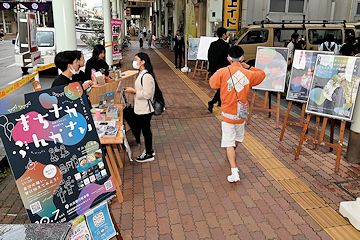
[209,69,222,90]
[249,67,266,87]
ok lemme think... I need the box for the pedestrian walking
[138,31,144,48]
[148,30,152,47]
[209,46,265,183]
[124,52,156,163]
[318,33,339,54]
[173,30,184,68]
[143,27,147,40]
[207,27,230,113]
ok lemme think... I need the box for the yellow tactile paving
[153,48,360,239]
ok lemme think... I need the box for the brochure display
[188,38,200,61]
[85,202,116,240]
[253,47,289,92]
[287,50,334,103]
[0,82,116,223]
[306,55,360,121]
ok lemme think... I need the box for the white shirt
[287,41,295,60]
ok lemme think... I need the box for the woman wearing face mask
[125,52,156,163]
[51,51,81,88]
[73,50,93,90]
[84,44,110,80]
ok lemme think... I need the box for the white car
[14,27,56,74]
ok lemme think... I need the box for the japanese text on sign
[224,0,239,32]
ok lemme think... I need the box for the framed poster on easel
[193,36,217,80]
[248,47,289,128]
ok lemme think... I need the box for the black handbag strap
[140,72,154,112]
[227,67,240,102]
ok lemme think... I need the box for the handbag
[121,90,140,143]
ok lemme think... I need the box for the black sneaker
[135,152,154,163]
[140,149,155,157]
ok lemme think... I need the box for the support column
[37,11,41,26]
[116,0,121,19]
[2,11,6,34]
[164,0,168,36]
[103,0,113,66]
[149,6,152,32]
[206,0,212,36]
[173,0,178,32]
[52,0,77,52]
[111,0,117,19]
[42,13,46,27]
[346,90,360,163]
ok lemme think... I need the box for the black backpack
[141,73,165,116]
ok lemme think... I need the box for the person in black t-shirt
[84,44,110,80]
[51,51,80,88]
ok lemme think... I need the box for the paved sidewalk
[1,39,360,239]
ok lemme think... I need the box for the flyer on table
[85,202,116,240]
[0,82,116,223]
[306,55,360,121]
[253,47,289,92]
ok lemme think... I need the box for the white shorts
[221,121,245,148]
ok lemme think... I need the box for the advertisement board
[196,36,217,61]
[0,82,116,223]
[306,55,360,121]
[224,0,239,32]
[188,38,200,61]
[253,47,289,92]
[27,13,38,53]
[111,19,122,60]
[287,50,334,103]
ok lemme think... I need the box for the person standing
[209,46,265,182]
[125,52,156,163]
[207,27,230,113]
[143,26,147,40]
[148,30,152,47]
[318,33,339,54]
[287,32,299,66]
[173,30,184,68]
[138,31,144,49]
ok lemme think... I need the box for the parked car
[14,27,56,74]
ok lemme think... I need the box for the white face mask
[133,60,140,69]
[69,66,80,75]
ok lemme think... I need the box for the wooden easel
[280,101,320,147]
[247,90,281,128]
[295,114,346,172]
[193,60,209,81]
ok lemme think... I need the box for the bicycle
[122,36,131,51]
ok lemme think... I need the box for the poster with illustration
[66,215,91,240]
[253,47,289,92]
[0,82,116,223]
[306,55,360,120]
[85,202,116,240]
[188,38,200,61]
[287,50,334,103]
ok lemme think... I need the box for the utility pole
[103,0,113,66]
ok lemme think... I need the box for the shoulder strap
[140,72,154,112]
[227,67,240,102]
[330,43,336,51]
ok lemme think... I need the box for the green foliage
[86,20,104,50]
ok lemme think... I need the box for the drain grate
[334,179,360,199]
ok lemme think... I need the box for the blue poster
[85,202,116,240]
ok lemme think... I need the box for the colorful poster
[224,0,239,32]
[306,55,360,121]
[0,82,116,223]
[111,19,122,60]
[287,50,334,103]
[188,38,200,61]
[85,202,116,240]
[186,1,196,41]
[196,36,217,61]
[253,47,289,92]
[66,215,91,240]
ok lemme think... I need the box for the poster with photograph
[287,50,334,103]
[253,47,289,92]
[0,82,116,223]
[111,19,122,60]
[85,202,116,240]
[188,38,200,61]
[306,55,360,121]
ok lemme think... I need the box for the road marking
[7,76,23,85]
[0,56,12,61]
[6,63,16,68]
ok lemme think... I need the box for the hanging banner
[224,0,239,32]
[0,82,116,223]
[85,202,116,240]
[186,1,196,40]
[306,55,360,121]
[287,50,334,103]
[111,19,122,60]
[253,46,289,92]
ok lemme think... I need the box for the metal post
[173,0,178,32]
[2,11,6,34]
[149,6,152,32]
[52,0,77,52]
[206,0,212,36]
[164,0,168,36]
[37,11,40,26]
[157,0,161,37]
[42,13,46,27]
[103,0,113,66]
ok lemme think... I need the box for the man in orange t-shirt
[209,46,265,183]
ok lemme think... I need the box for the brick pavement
[1,39,360,239]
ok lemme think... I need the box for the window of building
[240,30,269,44]
[356,2,360,15]
[269,0,305,13]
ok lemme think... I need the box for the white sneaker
[227,173,240,183]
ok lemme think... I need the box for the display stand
[295,114,346,172]
[247,90,281,128]
[280,101,320,149]
[192,60,209,81]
